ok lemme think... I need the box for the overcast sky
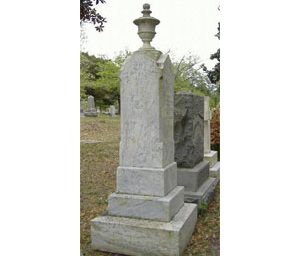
[82,0,220,68]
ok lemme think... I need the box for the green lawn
[80,115,220,256]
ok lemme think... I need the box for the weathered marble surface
[119,51,174,169]
[91,203,197,256]
[116,162,177,197]
[174,93,204,168]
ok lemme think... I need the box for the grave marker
[91,4,197,256]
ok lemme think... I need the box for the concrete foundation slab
[91,203,197,256]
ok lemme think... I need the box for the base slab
[177,161,209,192]
[108,186,184,222]
[184,177,218,204]
[204,151,218,167]
[210,161,220,179]
[84,111,98,117]
[91,203,197,256]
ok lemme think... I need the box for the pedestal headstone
[108,105,116,117]
[91,4,197,256]
[84,95,97,117]
[203,96,220,178]
[174,92,217,204]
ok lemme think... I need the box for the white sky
[82,0,220,68]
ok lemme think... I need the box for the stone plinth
[91,4,197,256]
[108,186,184,222]
[91,204,197,256]
[174,93,217,204]
[210,161,220,178]
[203,150,218,168]
[177,161,209,192]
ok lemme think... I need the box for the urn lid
[133,4,160,26]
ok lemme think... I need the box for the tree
[202,22,220,86]
[173,54,217,100]
[80,0,106,32]
[80,51,129,112]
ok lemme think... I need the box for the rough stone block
[204,150,218,167]
[117,162,177,197]
[177,161,209,192]
[174,92,204,168]
[108,186,184,222]
[184,177,218,204]
[91,203,197,256]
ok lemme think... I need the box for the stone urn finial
[133,3,160,50]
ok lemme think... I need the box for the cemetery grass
[81,116,220,256]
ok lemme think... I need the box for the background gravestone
[84,95,97,117]
[80,100,87,117]
[203,96,220,178]
[174,92,217,204]
[174,92,204,168]
[108,105,116,117]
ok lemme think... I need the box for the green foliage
[80,51,129,110]
[198,201,209,216]
[202,22,220,95]
[80,50,219,110]
[80,0,106,32]
[173,54,219,107]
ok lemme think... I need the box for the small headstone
[84,95,97,117]
[203,96,220,177]
[108,105,116,117]
[96,107,100,116]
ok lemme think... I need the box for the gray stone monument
[80,100,87,117]
[84,95,97,117]
[91,4,197,256]
[108,105,116,117]
[174,92,217,204]
[203,96,220,178]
